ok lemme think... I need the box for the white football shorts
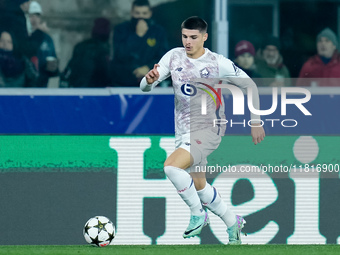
[175,129,222,170]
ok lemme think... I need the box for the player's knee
[190,172,206,190]
[193,178,206,191]
[163,165,171,176]
[163,159,172,168]
[164,165,181,180]
[163,158,189,169]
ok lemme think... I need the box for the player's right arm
[140,49,173,92]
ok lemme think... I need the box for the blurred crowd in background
[1,0,340,88]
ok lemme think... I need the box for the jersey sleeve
[140,49,173,92]
[217,55,262,123]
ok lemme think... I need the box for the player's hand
[145,64,160,84]
[133,65,150,79]
[251,123,265,145]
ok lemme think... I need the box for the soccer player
[140,16,265,244]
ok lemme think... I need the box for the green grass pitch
[0,245,339,255]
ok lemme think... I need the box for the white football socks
[164,166,204,216]
[197,182,236,227]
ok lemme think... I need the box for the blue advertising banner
[0,87,339,134]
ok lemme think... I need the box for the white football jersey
[140,47,260,135]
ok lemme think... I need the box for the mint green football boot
[227,215,246,245]
[183,211,209,238]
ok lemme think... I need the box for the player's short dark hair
[132,0,151,8]
[181,16,208,33]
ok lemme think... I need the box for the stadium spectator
[28,1,58,87]
[234,40,260,78]
[20,0,33,36]
[60,18,111,88]
[111,0,168,87]
[297,28,340,87]
[0,30,38,87]
[0,0,31,56]
[256,36,291,87]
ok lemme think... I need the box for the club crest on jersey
[200,68,210,78]
[176,67,183,72]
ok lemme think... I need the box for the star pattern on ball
[94,220,106,231]
[107,231,115,242]
[90,235,101,247]
[84,223,91,234]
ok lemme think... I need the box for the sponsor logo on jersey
[176,67,183,72]
[195,139,202,144]
[181,83,223,108]
[185,142,191,146]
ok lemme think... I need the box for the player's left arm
[251,123,265,145]
[218,56,265,145]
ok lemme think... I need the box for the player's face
[182,28,207,59]
[317,37,336,58]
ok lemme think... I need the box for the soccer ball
[83,216,115,247]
